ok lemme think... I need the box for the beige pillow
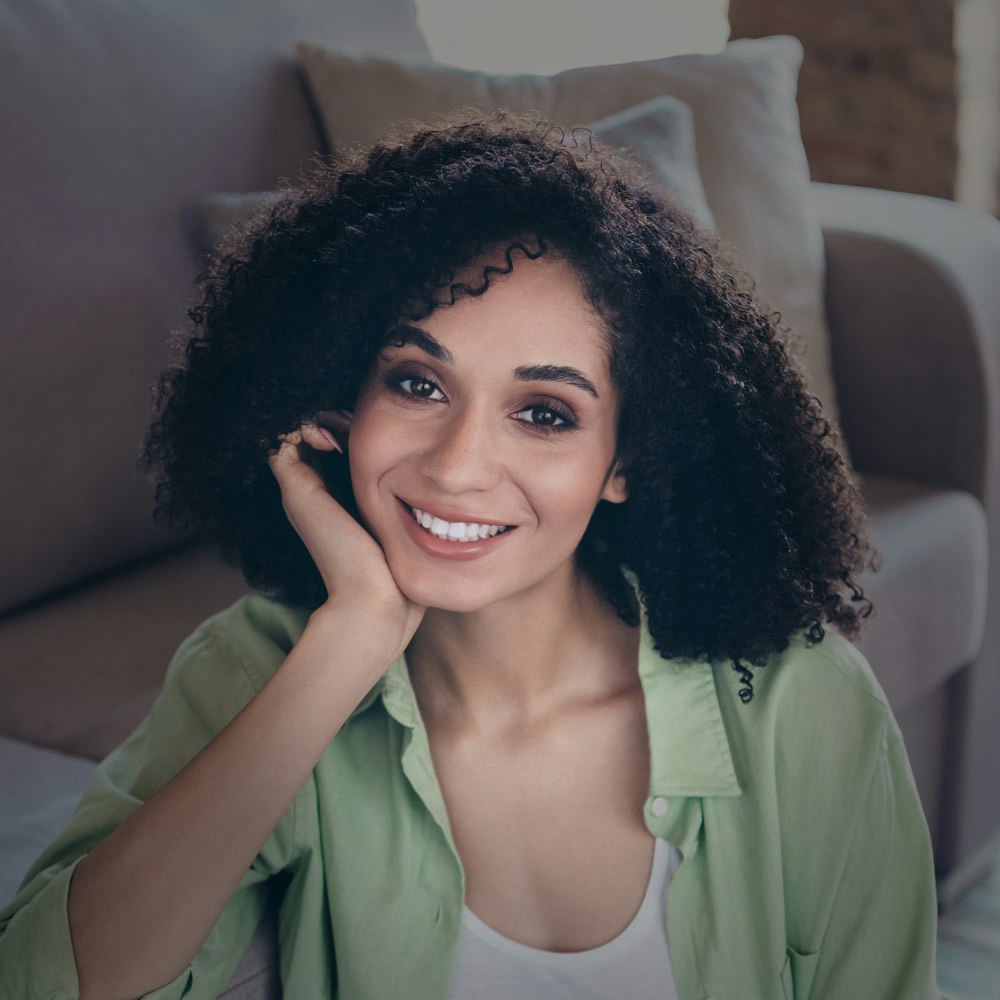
[297,35,851,468]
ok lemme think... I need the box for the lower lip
[396,497,517,562]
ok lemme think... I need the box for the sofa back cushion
[195,93,717,254]
[0,0,429,615]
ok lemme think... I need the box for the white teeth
[410,506,510,542]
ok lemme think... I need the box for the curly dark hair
[140,105,881,705]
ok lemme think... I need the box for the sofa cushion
[0,737,95,907]
[0,0,431,618]
[295,34,850,469]
[0,542,250,762]
[853,473,989,715]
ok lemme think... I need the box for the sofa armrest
[810,180,1000,501]
[812,181,1000,885]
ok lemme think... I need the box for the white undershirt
[446,836,683,999]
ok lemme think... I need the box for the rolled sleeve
[0,856,87,999]
[0,616,296,999]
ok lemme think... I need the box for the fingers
[269,428,303,465]
[268,410,353,478]
[310,409,354,454]
[316,409,354,434]
[316,408,353,422]
[301,422,342,453]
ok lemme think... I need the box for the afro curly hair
[140,106,881,705]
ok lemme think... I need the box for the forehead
[403,250,611,376]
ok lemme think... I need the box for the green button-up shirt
[0,571,944,999]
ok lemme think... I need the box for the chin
[388,560,499,614]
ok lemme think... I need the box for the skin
[345,248,639,739]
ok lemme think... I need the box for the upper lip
[398,496,515,528]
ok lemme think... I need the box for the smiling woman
[0,107,944,1000]
[345,244,629,616]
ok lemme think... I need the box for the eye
[396,375,444,401]
[384,367,579,436]
[513,403,576,433]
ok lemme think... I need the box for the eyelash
[384,368,578,435]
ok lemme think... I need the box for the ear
[600,459,628,505]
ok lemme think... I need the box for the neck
[405,560,640,737]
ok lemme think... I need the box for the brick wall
[728,0,960,201]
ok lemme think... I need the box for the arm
[0,618,282,1000]
[807,713,943,999]
[0,600,390,1000]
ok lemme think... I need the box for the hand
[267,410,428,666]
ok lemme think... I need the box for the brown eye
[519,405,568,429]
[515,397,578,434]
[391,373,445,401]
[406,378,436,397]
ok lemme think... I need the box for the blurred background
[418,0,1000,214]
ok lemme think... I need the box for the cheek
[344,409,397,500]
[532,458,610,521]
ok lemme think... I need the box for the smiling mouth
[397,497,516,543]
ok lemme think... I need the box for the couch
[1,1,998,996]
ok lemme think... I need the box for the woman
[0,108,943,999]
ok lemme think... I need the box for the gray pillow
[194,190,288,255]
[196,95,714,253]
[588,95,716,232]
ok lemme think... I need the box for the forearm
[68,602,390,1000]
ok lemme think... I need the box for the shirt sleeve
[0,617,299,1000]
[808,712,945,999]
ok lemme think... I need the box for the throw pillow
[588,95,716,233]
[195,190,288,256]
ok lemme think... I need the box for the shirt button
[651,796,668,817]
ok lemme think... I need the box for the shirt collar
[346,567,742,798]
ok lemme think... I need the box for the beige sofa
[1,1,998,996]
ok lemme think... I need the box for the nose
[421,403,504,495]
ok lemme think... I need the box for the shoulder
[158,593,313,725]
[197,592,313,690]
[716,627,894,798]
[759,626,891,733]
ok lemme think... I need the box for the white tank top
[446,836,683,999]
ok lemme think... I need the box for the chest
[423,685,657,953]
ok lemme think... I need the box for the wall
[728,0,961,202]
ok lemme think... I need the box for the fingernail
[319,427,341,451]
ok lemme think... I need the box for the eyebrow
[382,323,601,400]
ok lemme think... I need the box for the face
[346,249,628,612]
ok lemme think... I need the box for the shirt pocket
[780,944,820,1000]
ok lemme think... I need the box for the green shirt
[0,571,945,999]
